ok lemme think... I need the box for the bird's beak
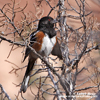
[50,19,58,24]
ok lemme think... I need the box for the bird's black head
[38,16,57,38]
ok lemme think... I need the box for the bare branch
[0,84,11,100]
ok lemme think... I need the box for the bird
[20,16,62,93]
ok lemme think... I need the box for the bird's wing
[23,31,37,62]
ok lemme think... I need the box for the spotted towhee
[20,16,62,93]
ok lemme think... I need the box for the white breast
[39,34,56,56]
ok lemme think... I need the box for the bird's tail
[20,58,36,93]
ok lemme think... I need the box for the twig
[0,35,25,46]
[47,68,61,100]
[75,86,98,91]
[7,44,14,58]
[75,74,95,88]
[0,84,11,100]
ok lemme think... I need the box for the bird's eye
[48,19,51,21]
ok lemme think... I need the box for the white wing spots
[40,33,56,56]
[30,30,40,39]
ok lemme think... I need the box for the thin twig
[0,84,11,100]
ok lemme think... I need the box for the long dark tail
[20,58,36,93]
